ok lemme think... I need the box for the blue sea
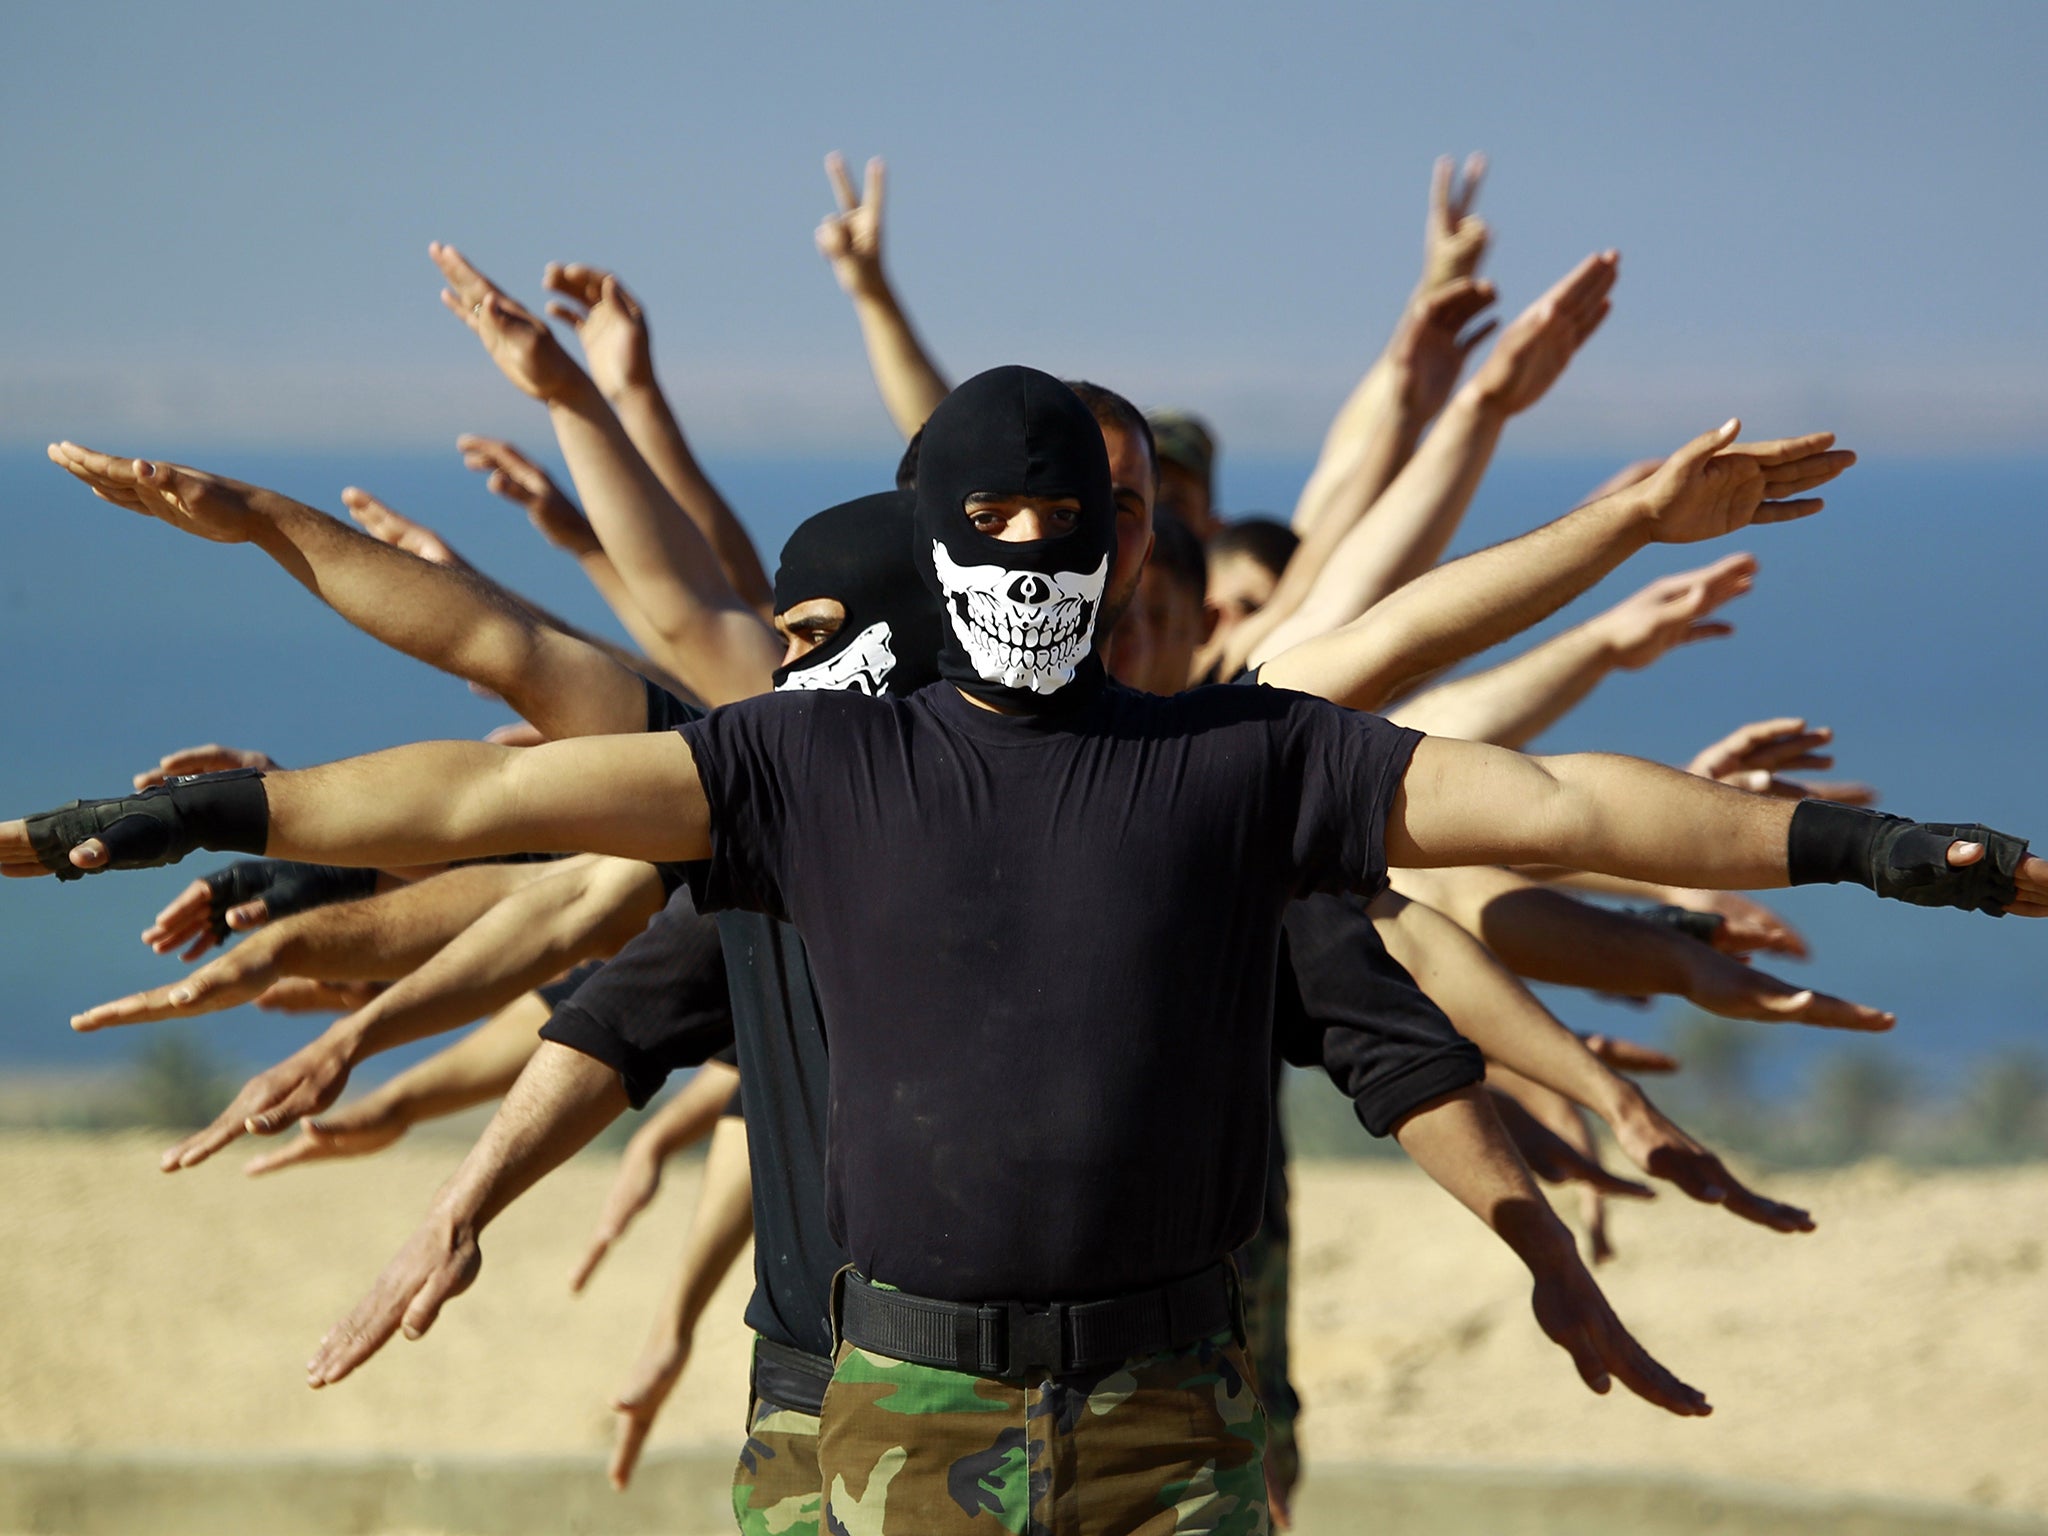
[2,446,2043,1098]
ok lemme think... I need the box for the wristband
[25,769,269,882]
[1788,800,2026,916]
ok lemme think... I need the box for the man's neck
[954,686,1026,716]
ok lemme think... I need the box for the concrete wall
[3,1451,2042,1536]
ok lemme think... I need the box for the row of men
[8,154,2037,1536]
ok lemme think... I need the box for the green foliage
[124,1032,239,1130]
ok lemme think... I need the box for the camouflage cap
[1146,410,1217,487]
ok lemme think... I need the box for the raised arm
[429,243,780,704]
[540,264,774,613]
[1235,251,1620,678]
[1292,154,1493,541]
[1389,553,1755,748]
[46,444,647,740]
[1259,422,1855,711]
[816,152,950,438]
[306,1040,631,1388]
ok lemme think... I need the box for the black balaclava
[912,365,1117,710]
[771,490,945,698]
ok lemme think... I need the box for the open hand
[1609,1086,1814,1233]
[606,1332,690,1489]
[243,1094,412,1175]
[569,1134,665,1292]
[307,1210,481,1387]
[253,978,384,1014]
[816,152,888,298]
[1688,717,1877,806]
[1528,1239,1711,1416]
[71,936,282,1032]
[456,435,598,556]
[1391,277,1499,424]
[1596,552,1755,670]
[1578,1033,1679,1074]
[430,242,587,403]
[1640,423,1856,545]
[542,265,654,400]
[1489,1090,1654,1201]
[48,443,266,544]
[1464,251,1619,418]
[342,487,469,569]
[157,1036,353,1171]
[1680,942,1893,1031]
[134,745,278,794]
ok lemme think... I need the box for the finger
[1601,1321,1710,1416]
[1459,151,1487,213]
[1428,154,1452,226]
[161,1098,257,1171]
[824,151,858,212]
[1730,431,1837,466]
[1750,497,1825,525]
[1677,622,1734,645]
[1455,318,1500,358]
[1556,1320,1612,1395]
[1761,983,1896,1032]
[2012,854,2048,901]
[243,1131,334,1176]
[543,300,585,329]
[1710,1165,1815,1233]
[1800,780,1879,806]
[399,1256,466,1341]
[609,1409,655,1491]
[1759,450,1858,495]
[1580,1034,1680,1073]
[71,838,109,871]
[308,1290,408,1387]
[246,1078,328,1138]
[227,898,271,931]
[568,1232,613,1294]
[1672,418,1743,473]
[863,156,885,220]
[1947,839,1985,867]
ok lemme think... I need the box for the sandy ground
[2,1133,2044,1518]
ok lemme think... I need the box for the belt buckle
[999,1300,1066,1377]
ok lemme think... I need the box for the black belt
[750,1336,834,1417]
[835,1263,1239,1379]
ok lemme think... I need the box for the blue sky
[3,0,2044,456]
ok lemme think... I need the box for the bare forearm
[1391,864,1697,995]
[1262,490,1652,711]
[1256,392,1507,666]
[333,859,663,1065]
[438,1041,630,1230]
[651,1117,755,1342]
[1392,1084,1577,1270]
[1372,892,1632,1125]
[1291,359,1415,537]
[245,491,639,738]
[1391,738,1796,890]
[1389,620,1615,749]
[262,862,559,982]
[262,733,709,872]
[635,1059,740,1161]
[849,284,950,439]
[611,383,774,614]
[545,382,779,702]
[367,992,552,1125]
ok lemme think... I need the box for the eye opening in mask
[962,492,1082,542]
[774,596,847,665]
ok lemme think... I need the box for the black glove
[1634,904,1728,946]
[202,859,380,942]
[1788,801,2027,917]
[25,769,269,883]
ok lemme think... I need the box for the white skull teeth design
[774,620,898,696]
[931,543,1109,695]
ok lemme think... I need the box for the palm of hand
[818,209,882,292]
[150,473,258,545]
[1651,456,1765,544]
[486,304,580,402]
[1424,216,1487,293]
[1474,311,1573,416]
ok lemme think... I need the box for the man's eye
[970,512,1002,531]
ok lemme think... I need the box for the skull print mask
[913,366,1119,712]
[771,491,944,698]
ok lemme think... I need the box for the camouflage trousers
[733,1395,823,1536]
[816,1331,1268,1535]
[1234,1223,1299,1510]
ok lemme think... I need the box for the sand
[2,1132,2043,1518]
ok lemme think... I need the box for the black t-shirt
[680,676,1422,1302]
[539,887,734,1106]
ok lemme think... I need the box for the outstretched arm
[243,991,560,1176]
[306,1040,630,1388]
[1387,736,2048,918]
[1259,422,1855,711]
[1390,1084,1709,1416]
[1233,251,1620,679]
[816,152,950,438]
[1374,890,1815,1233]
[540,264,774,614]
[430,243,781,704]
[1389,553,1754,749]
[46,444,647,740]
[2,731,712,883]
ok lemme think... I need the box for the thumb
[1672,418,1741,472]
[1947,840,1985,866]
